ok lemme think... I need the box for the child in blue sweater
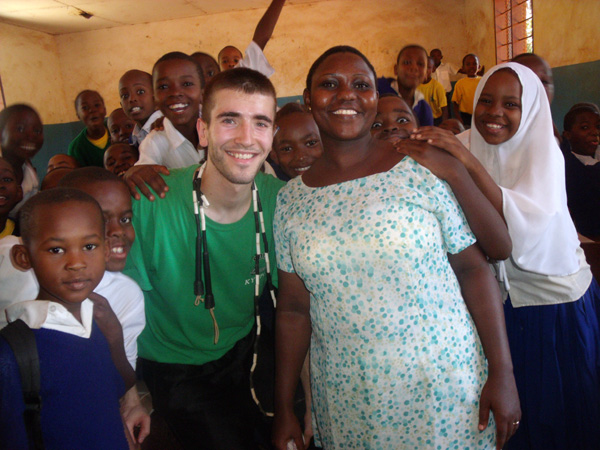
[0,188,133,449]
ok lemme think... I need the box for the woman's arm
[396,135,511,260]
[447,244,521,450]
[272,269,311,450]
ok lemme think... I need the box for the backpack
[0,319,44,450]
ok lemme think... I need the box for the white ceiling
[0,0,328,35]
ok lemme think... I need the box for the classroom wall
[3,0,491,126]
[534,0,600,68]
[0,22,70,125]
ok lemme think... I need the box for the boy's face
[464,55,480,77]
[76,91,107,130]
[564,110,600,157]
[219,46,243,71]
[198,88,276,185]
[47,154,79,174]
[77,180,135,272]
[430,50,442,67]
[119,71,156,125]
[0,109,44,162]
[192,54,220,85]
[153,59,202,129]
[104,144,139,177]
[371,96,418,143]
[108,109,135,143]
[15,201,107,313]
[0,159,23,216]
[395,47,427,90]
[271,112,323,179]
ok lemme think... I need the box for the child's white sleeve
[236,41,275,78]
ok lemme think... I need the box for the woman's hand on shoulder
[123,164,170,201]
[479,367,521,450]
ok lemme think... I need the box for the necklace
[192,162,276,416]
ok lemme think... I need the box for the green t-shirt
[125,165,285,365]
[67,125,111,168]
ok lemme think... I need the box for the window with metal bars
[495,0,533,63]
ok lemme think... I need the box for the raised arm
[253,0,286,50]
[272,269,311,450]
[447,244,520,450]
[396,132,511,260]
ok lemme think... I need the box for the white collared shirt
[137,117,204,168]
[6,299,95,338]
[572,148,600,166]
[0,235,145,368]
[132,110,164,146]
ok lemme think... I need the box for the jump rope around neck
[192,163,277,416]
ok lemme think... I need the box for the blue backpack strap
[0,319,44,450]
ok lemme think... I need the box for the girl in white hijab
[399,62,600,450]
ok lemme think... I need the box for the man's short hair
[19,188,103,245]
[201,68,277,124]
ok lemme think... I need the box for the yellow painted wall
[3,0,572,125]
[0,22,69,124]
[534,0,600,67]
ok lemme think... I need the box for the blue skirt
[504,279,600,450]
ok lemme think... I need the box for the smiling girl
[272,47,520,450]
[407,62,600,450]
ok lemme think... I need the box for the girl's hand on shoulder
[123,164,170,201]
[478,368,521,450]
[409,126,473,168]
[395,138,465,182]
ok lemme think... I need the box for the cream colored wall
[0,22,69,124]
[1,0,516,125]
[534,0,600,67]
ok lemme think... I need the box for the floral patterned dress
[274,158,495,450]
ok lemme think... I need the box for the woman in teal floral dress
[272,46,520,450]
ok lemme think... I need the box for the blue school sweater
[0,321,127,450]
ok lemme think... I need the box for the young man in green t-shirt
[125,68,285,449]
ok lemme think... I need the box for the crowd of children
[1,1,599,448]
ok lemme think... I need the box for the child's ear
[303,89,311,110]
[196,119,209,148]
[563,130,571,141]
[11,245,32,271]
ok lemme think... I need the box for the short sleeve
[273,190,295,274]
[431,178,476,255]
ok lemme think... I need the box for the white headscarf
[467,62,580,276]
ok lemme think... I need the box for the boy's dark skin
[75,90,108,141]
[0,158,23,231]
[123,55,206,200]
[12,196,135,391]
